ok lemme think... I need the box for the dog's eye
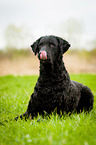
[49,43,55,47]
[39,43,43,47]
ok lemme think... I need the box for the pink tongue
[40,51,47,60]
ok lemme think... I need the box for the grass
[0,74,96,145]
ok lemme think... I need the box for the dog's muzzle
[38,51,47,61]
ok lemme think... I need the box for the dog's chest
[35,79,67,98]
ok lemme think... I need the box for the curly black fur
[15,35,94,120]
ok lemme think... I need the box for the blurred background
[0,0,96,75]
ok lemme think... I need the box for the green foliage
[0,49,32,59]
[0,75,96,145]
[0,48,96,60]
[68,48,96,60]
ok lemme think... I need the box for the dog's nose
[39,51,47,60]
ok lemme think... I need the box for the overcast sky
[0,0,96,49]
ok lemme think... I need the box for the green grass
[0,74,96,145]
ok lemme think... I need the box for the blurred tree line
[5,24,33,49]
[4,18,96,51]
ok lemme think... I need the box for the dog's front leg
[15,93,38,121]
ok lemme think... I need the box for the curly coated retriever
[15,35,94,120]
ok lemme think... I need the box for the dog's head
[31,35,70,63]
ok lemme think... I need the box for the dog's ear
[57,37,71,54]
[30,37,42,55]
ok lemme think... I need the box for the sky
[0,0,96,49]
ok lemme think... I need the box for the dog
[15,35,94,120]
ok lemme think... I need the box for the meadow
[0,74,96,145]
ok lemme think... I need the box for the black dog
[15,35,94,120]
